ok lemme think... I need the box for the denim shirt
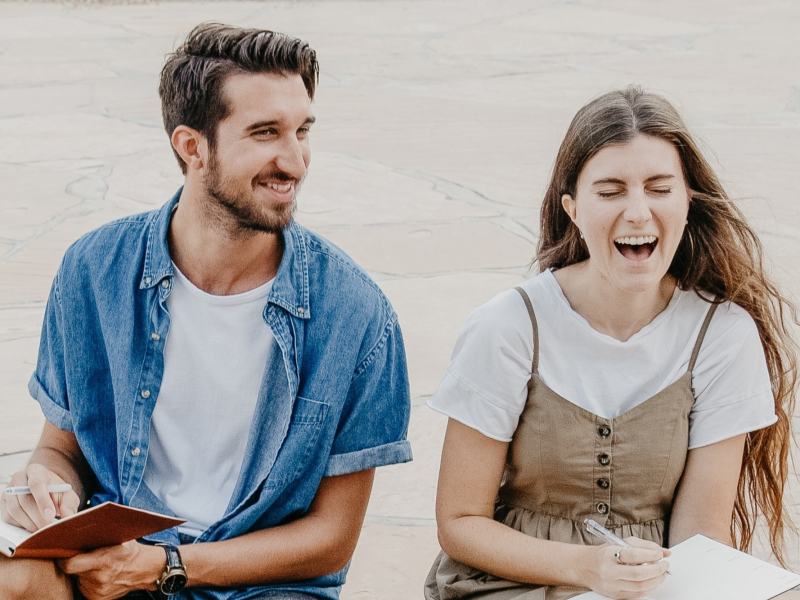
[28,190,412,600]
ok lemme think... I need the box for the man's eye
[297,127,310,137]
[253,129,277,137]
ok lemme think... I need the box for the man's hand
[59,541,165,600]
[0,463,80,531]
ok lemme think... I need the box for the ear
[561,193,577,224]
[171,125,207,171]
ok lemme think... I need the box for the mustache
[254,170,298,184]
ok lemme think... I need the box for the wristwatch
[155,543,188,596]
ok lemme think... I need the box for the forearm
[181,511,356,587]
[439,515,591,588]
[667,516,733,548]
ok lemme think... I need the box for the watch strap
[159,543,183,570]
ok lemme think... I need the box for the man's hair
[159,23,319,173]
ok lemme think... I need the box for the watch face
[161,571,188,594]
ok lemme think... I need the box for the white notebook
[573,534,800,600]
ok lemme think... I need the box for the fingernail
[44,508,55,520]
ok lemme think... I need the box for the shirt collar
[139,188,311,320]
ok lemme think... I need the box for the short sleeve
[688,304,776,449]
[324,317,412,477]
[27,271,74,431]
[427,290,533,442]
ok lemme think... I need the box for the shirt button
[150,332,161,341]
[297,307,305,315]
[598,453,611,466]
[597,478,610,489]
[140,389,151,399]
[596,502,609,514]
[161,280,170,289]
[131,447,141,457]
[598,425,611,438]
[143,276,151,285]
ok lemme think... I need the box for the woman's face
[562,133,690,294]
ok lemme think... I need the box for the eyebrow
[592,174,676,186]
[245,116,316,132]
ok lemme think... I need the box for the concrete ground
[0,1,799,598]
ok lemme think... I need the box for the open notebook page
[573,534,800,600]
[0,519,32,555]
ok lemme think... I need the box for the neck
[169,181,283,295]
[554,262,676,341]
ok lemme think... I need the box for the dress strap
[687,301,719,374]
[514,287,539,374]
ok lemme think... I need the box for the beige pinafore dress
[425,287,718,600]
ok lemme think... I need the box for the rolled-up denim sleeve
[27,272,73,431]
[324,316,412,477]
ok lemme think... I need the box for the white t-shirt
[142,266,274,536]
[428,269,776,449]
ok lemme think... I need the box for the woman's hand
[584,537,670,600]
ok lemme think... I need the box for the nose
[275,135,308,180]
[623,190,652,225]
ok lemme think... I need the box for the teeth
[614,235,657,246]
[263,181,293,193]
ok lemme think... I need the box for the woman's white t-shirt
[428,270,776,449]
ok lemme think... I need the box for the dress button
[598,453,611,466]
[140,389,151,399]
[598,425,611,438]
[597,478,610,489]
[131,447,141,457]
[596,502,609,514]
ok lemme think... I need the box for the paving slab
[0,1,798,598]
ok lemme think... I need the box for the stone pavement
[0,1,798,597]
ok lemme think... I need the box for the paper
[572,534,800,600]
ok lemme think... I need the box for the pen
[584,518,671,574]
[3,484,73,496]
[584,518,628,547]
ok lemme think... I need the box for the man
[0,23,411,599]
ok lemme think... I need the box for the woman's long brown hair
[537,86,798,564]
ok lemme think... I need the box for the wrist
[136,544,168,591]
[567,544,599,589]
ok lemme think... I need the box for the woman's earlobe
[561,193,577,222]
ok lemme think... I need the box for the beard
[204,151,299,235]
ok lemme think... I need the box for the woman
[424,87,797,600]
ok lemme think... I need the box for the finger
[58,491,81,518]
[617,545,666,565]
[623,536,666,552]
[619,571,667,595]
[618,560,670,582]
[25,468,57,524]
[4,497,39,532]
[60,548,104,575]
[17,492,51,530]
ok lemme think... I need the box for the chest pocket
[269,396,330,485]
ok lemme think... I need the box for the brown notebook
[0,502,184,558]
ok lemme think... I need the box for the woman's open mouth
[613,235,658,261]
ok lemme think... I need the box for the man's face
[204,72,314,234]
